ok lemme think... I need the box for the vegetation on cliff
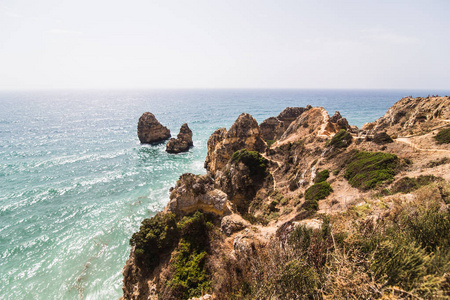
[230,149,268,178]
[434,127,450,144]
[129,212,214,299]
[325,129,352,148]
[305,181,333,201]
[344,150,399,190]
[129,212,179,268]
[220,183,450,299]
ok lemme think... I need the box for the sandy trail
[395,137,450,153]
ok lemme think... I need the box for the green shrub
[391,175,441,194]
[231,149,268,178]
[167,212,212,300]
[426,157,450,168]
[315,169,329,183]
[301,199,319,211]
[434,127,450,144]
[326,129,353,148]
[305,181,333,201]
[130,213,179,268]
[344,151,399,190]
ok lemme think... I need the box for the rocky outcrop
[165,173,231,216]
[166,123,193,153]
[280,107,350,143]
[362,96,450,136]
[204,113,266,174]
[260,107,309,141]
[137,112,171,144]
[277,106,309,124]
[214,154,272,213]
[260,117,285,141]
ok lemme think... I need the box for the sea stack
[137,112,171,144]
[166,123,193,153]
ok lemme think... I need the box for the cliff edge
[123,96,450,300]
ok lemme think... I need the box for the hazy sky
[1,0,449,90]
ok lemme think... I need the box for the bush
[391,175,441,194]
[305,181,333,201]
[166,212,213,300]
[344,151,399,190]
[426,157,450,168]
[130,213,179,268]
[231,149,268,178]
[315,169,329,183]
[434,127,450,144]
[301,199,319,211]
[326,129,353,148]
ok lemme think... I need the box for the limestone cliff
[124,97,450,300]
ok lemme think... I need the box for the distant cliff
[123,96,450,300]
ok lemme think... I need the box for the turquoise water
[1,89,448,299]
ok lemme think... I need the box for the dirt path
[395,137,450,153]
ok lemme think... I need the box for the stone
[137,112,171,144]
[166,123,193,153]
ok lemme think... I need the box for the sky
[0,0,449,90]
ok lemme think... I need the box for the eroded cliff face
[124,98,450,300]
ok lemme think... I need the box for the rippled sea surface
[1,89,448,299]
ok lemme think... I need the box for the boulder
[137,112,171,144]
[166,123,193,153]
[205,113,266,174]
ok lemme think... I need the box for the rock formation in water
[123,96,450,300]
[137,112,171,144]
[166,123,193,153]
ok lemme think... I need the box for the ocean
[0,89,448,299]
